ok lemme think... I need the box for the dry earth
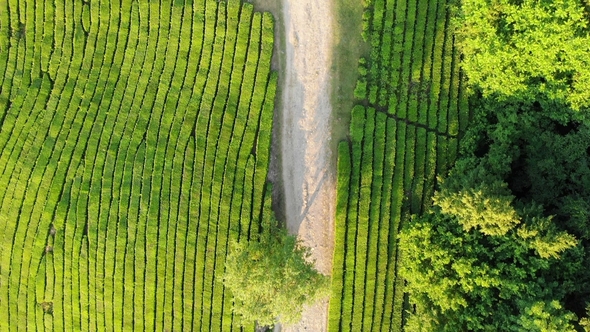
[278,0,335,331]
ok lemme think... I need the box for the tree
[399,205,578,331]
[455,0,590,110]
[400,105,584,328]
[399,93,590,329]
[435,174,519,236]
[414,0,590,328]
[223,225,329,328]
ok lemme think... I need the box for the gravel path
[278,0,335,330]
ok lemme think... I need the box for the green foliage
[403,67,590,329]
[354,79,368,100]
[399,89,590,326]
[517,300,577,332]
[580,304,590,331]
[400,210,578,331]
[517,208,577,259]
[435,176,519,236]
[328,142,352,331]
[456,0,590,109]
[223,222,330,328]
[329,0,469,328]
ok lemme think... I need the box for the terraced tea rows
[0,0,276,330]
[329,0,469,330]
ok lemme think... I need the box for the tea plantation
[0,0,276,330]
[328,0,469,330]
[5,0,590,329]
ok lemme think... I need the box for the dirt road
[278,0,335,330]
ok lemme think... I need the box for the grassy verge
[331,0,370,150]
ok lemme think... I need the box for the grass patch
[331,0,370,148]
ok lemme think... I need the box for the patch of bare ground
[252,0,335,330]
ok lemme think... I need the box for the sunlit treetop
[455,0,590,110]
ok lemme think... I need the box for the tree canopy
[400,0,590,327]
[223,220,329,328]
[455,0,590,110]
[400,96,590,330]
[400,211,579,331]
[401,0,590,323]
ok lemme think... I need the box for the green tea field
[329,0,470,329]
[4,0,587,329]
[0,0,276,330]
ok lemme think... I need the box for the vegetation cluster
[223,207,330,328]
[400,0,590,330]
[329,0,469,330]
